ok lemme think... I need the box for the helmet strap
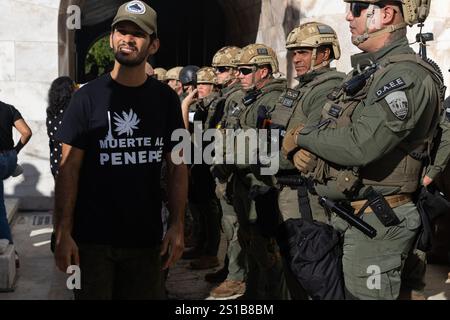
[306,48,331,73]
[353,4,407,45]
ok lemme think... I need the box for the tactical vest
[204,94,226,130]
[224,100,249,130]
[239,80,286,130]
[270,71,345,136]
[314,54,444,195]
[193,92,221,126]
[217,84,243,130]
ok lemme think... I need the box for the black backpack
[415,185,450,251]
[276,186,345,300]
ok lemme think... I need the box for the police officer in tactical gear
[166,66,184,96]
[282,0,443,300]
[213,43,289,299]
[207,46,248,298]
[181,67,223,271]
[179,65,200,102]
[271,22,345,299]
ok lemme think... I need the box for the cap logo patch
[126,1,146,14]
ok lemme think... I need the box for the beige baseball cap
[112,1,157,35]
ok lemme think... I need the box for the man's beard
[114,45,148,67]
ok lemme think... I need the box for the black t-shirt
[56,74,184,247]
[0,101,23,151]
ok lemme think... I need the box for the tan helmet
[196,67,217,85]
[212,46,241,68]
[286,22,341,60]
[153,68,167,81]
[165,66,183,81]
[235,43,279,74]
[344,0,431,26]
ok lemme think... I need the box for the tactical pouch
[256,105,270,129]
[335,169,361,196]
[361,187,401,227]
[242,90,260,106]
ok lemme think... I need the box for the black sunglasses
[349,2,370,17]
[215,66,231,73]
[238,67,254,75]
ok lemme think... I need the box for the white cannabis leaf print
[113,109,141,137]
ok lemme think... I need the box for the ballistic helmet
[196,67,217,85]
[235,44,279,74]
[179,65,200,86]
[343,0,431,26]
[153,68,167,81]
[165,66,183,81]
[286,22,341,60]
[212,46,241,68]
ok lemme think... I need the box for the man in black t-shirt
[0,101,32,247]
[54,1,188,300]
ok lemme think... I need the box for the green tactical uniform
[271,69,345,300]
[226,78,289,299]
[188,87,223,262]
[427,116,450,180]
[272,69,345,223]
[402,68,450,299]
[296,37,443,300]
[214,82,247,284]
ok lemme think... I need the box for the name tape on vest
[376,77,406,98]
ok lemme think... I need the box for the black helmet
[179,65,200,86]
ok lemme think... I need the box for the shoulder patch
[375,77,406,98]
[385,91,408,121]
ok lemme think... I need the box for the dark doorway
[74,0,226,83]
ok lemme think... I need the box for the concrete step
[0,244,16,292]
[5,198,20,224]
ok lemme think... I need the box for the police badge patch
[385,91,408,121]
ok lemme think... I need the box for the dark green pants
[231,172,290,299]
[221,199,246,281]
[189,196,222,256]
[74,244,166,300]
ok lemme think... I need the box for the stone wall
[0,0,60,208]
[1,0,449,209]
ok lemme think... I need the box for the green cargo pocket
[402,210,422,231]
[350,254,402,300]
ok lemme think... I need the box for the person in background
[0,100,32,267]
[165,66,184,97]
[46,76,78,178]
[46,76,78,253]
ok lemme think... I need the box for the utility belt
[320,187,413,238]
[351,194,413,214]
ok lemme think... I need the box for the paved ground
[0,211,449,300]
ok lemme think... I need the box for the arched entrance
[59,0,262,83]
